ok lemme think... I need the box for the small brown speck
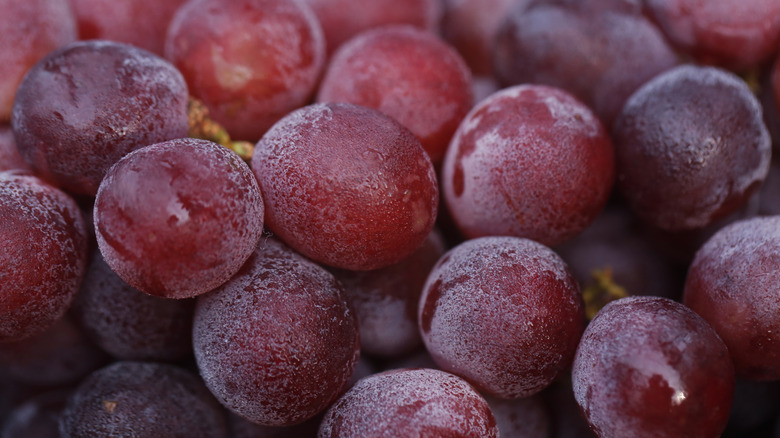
[103,400,118,413]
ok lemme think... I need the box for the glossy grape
[317,25,473,165]
[318,368,499,437]
[684,216,780,380]
[419,236,584,398]
[0,0,76,122]
[165,0,325,141]
[11,40,189,196]
[94,138,264,299]
[441,85,614,246]
[252,102,438,271]
[613,65,771,231]
[0,171,87,342]
[72,249,195,361]
[193,238,359,426]
[59,361,229,438]
[572,296,734,438]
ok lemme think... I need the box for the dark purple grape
[419,236,584,398]
[0,171,88,342]
[0,314,107,387]
[72,249,194,361]
[572,296,734,438]
[193,238,359,426]
[319,368,499,437]
[251,102,439,271]
[11,39,189,196]
[0,0,76,122]
[684,216,780,380]
[1,389,70,438]
[59,361,229,438]
[441,85,614,246]
[613,65,771,231]
[493,0,678,126]
[94,138,264,299]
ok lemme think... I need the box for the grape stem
[187,97,254,161]
[582,268,628,320]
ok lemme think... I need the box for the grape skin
[11,40,189,196]
[94,138,264,299]
[0,171,87,342]
[572,296,734,438]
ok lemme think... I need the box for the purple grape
[11,39,189,195]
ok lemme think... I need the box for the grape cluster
[2,0,780,437]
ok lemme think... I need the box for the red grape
[572,296,734,438]
[646,0,780,71]
[684,216,780,381]
[69,0,186,55]
[0,171,88,342]
[300,0,442,56]
[317,25,473,165]
[0,0,76,122]
[419,236,584,398]
[94,138,264,299]
[59,361,229,437]
[165,0,325,141]
[192,238,359,426]
[441,84,614,246]
[11,40,189,196]
[613,65,771,231]
[319,368,499,437]
[251,102,438,271]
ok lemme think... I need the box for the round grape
[94,138,264,299]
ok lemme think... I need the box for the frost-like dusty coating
[442,84,614,246]
[572,296,734,438]
[165,0,325,141]
[317,25,473,164]
[613,65,771,231]
[193,238,359,427]
[0,171,87,342]
[318,368,498,437]
[684,216,780,380]
[60,361,228,437]
[252,102,439,271]
[94,138,264,299]
[74,249,194,361]
[11,39,189,196]
[418,236,584,398]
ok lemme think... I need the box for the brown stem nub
[187,97,254,162]
[582,267,628,320]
